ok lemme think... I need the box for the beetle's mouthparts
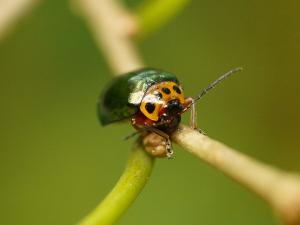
[166,99,183,115]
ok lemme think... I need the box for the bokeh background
[1,1,300,225]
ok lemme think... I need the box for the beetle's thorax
[139,81,185,121]
[131,81,187,134]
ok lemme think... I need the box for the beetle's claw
[166,139,173,159]
[195,127,207,135]
[199,128,207,135]
[166,149,173,159]
[176,126,183,132]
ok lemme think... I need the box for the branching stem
[74,0,300,225]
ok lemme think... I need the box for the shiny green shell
[98,68,179,125]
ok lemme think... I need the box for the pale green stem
[136,0,190,39]
[77,146,154,225]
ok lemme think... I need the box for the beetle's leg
[123,130,141,141]
[123,125,150,140]
[147,127,173,158]
[185,97,207,135]
[125,116,151,140]
[185,97,199,130]
[190,98,197,130]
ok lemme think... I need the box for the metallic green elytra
[98,68,179,126]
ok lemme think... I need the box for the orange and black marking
[140,81,186,121]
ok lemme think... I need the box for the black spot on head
[162,87,171,94]
[145,102,155,114]
[173,85,181,94]
[153,91,163,99]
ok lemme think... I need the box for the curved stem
[77,146,154,225]
[74,1,156,225]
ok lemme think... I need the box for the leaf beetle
[98,67,242,158]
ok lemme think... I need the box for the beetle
[98,67,242,158]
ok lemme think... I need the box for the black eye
[173,85,182,94]
[162,87,171,94]
[145,102,155,114]
[154,91,163,99]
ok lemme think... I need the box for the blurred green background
[1,0,300,225]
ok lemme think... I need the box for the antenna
[193,67,243,103]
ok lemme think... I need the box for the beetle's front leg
[189,98,197,130]
[183,97,198,130]
[147,127,173,158]
[184,97,206,135]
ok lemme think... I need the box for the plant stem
[73,1,158,225]
[74,0,300,224]
[77,146,154,225]
[74,0,144,74]
[0,0,40,41]
[172,125,300,225]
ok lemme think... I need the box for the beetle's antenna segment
[193,67,243,103]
